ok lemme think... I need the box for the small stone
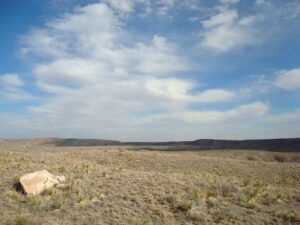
[91,197,101,203]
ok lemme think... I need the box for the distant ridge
[52,138,121,146]
[1,137,299,152]
[0,137,121,147]
[125,138,300,152]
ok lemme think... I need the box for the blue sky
[0,0,300,141]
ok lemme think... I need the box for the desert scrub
[14,215,28,225]
[189,188,207,202]
[5,190,23,201]
[51,200,63,210]
[57,166,66,173]
[11,175,20,183]
[241,179,250,187]
[188,184,224,203]
[131,219,150,225]
[187,206,208,222]
[260,191,284,206]
[11,214,43,225]
[213,181,238,197]
[41,188,56,196]
[273,155,287,163]
[245,181,266,205]
[246,155,257,161]
[275,210,300,224]
[76,192,85,203]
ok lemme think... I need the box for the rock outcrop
[14,170,65,195]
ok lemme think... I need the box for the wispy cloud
[219,0,240,5]
[266,108,300,123]
[274,68,300,90]
[179,102,268,123]
[0,73,24,88]
[0,74,34,101]
[200,5,261,52]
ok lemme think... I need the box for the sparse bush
[290,155,300,162]
[273,155,286,163]
[246,155,257,161]
[260,193,277,206]
[192,187,217,200]
[187,208,207,222]
[131,219,149,225]
[12,215,43,225]
[5,190,22,201]
[189,188,205,202]
[58,166,66,173]
[14,215,27,225]
[245,182,265,204]
[77,194,84,203]
[163,195,177,206]
[276,211,300,224]
[261,191,284,206]
[41,188,55,196]
[176,200,192,212]
[51,201,62,210]
[241,179,250,187]
[214,182,238,197]
[212,209,232,223]
[11,175,20,183]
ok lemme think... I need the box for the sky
[0,0,300,141]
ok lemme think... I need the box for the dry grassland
[0,143,299,225]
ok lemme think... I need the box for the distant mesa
[1,137,299,152]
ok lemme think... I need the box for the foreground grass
[0,144,299,225]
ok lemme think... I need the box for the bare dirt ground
[0,143,300,225]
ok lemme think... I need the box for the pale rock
[17,170,65,195]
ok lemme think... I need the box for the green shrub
[14,215,27,225]
[131,219,149,225]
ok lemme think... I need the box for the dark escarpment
[124,138,300,152]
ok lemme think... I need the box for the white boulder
[18,170,65,195]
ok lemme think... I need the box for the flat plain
[0,140,300,225]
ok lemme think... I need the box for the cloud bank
[0,0,299,140]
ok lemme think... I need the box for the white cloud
[219,0,240,5]
[103,0,137,13]
[274,68,300,90]
[102,0,178,17]
[196,89,234,102]
[0,74,35,101]
[182,0,201,10]
[200,8,260,52]
[21,30,67,58]
[156,0,176,16]
[34,58,101,91]
[255,0,266,4]
[266,109,300,123]
[0,91,34,101]
[179,102,268,123]
[146,78,234,102]
[202,9,238,28]
[0,73,24,88]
